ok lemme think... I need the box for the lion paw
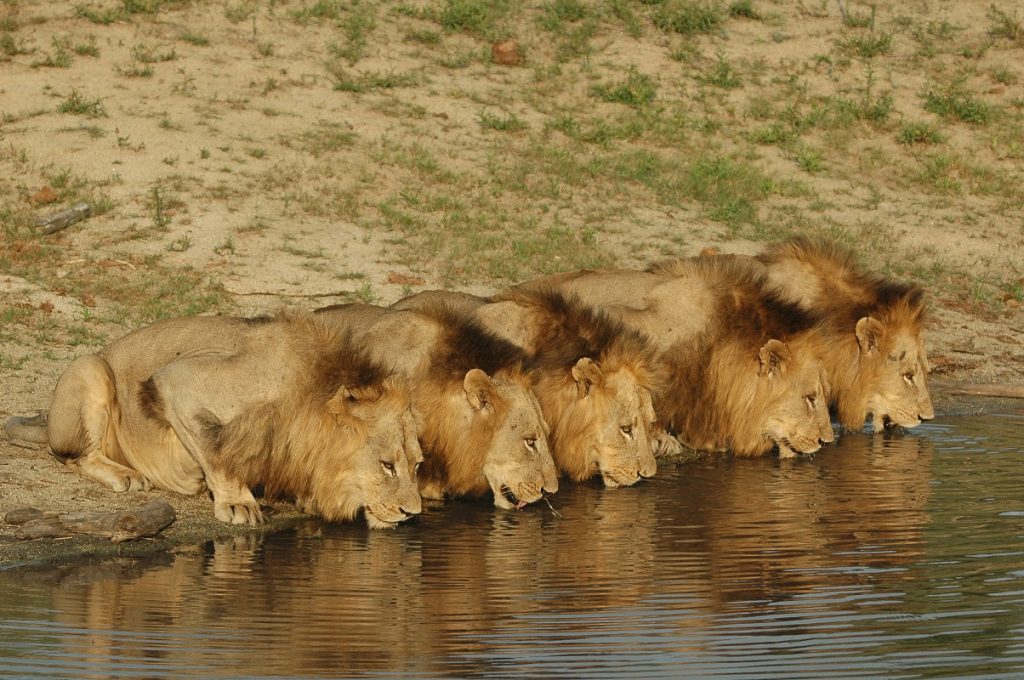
[214,500,264,526]
[651,430,685,458]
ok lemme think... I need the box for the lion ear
[571,357,604,397]
[758,339,792,377]
[463,368,495,412]
[326,384,383,415]
[855,316,885,355]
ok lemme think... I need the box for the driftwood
[6,498,176,543]
[931,381,1024,399]
[34,202,91,235]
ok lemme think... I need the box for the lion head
[748,339,835,458]
[480,289,662,488]
[211,334,424,529]
[847,313,934,431]
[312,381,425,529]
[420,367,558,509]
[541,356,658,487]
[666,334,834,459]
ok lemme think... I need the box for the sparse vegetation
[0,0,1021,403]
[922,77,993,125]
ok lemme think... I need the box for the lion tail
[4,413,50,445]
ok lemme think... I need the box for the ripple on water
[1,415,1023,678]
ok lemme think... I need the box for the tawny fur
[492,288,662,481]
[754,237,932,429]
[649,258,831,456]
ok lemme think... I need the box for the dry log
[931,381,1024,399]
[4,507,51,525]
[34,202,91,235]
[16,517,71,540]
[10,499,176,542]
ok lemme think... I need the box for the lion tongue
[515,500,527,510]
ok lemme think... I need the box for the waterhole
[2,414,1022,678]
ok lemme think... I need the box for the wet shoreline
[1,392,1019,573]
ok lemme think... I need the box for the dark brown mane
[760,236,927,327]
[412,302,533,381]
[492,287,660,387]
[649,257,823,451]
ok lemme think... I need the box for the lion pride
[315,302,559,510]
[394,287,662,486]
[517,258,835,458]
[4,314,423,528]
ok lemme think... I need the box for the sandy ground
[1,1,1022,568]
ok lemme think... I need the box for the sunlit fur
[201,318,422,526]
[492,288,662,486]
[755,237,933,430]
[320,302,559,509]
[647,257,835,457]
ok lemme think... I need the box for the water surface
[2,414,1023,678]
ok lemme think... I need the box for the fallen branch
[224,288,359,298]
[34,202,91,235]
[931,381,1024,399]
[7,498,176,542]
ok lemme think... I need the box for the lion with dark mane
[315,302,558,510]
[394,287,662,486]
[518,258,835,458]
[5,313,423,528]
[756,237,934,431]
[689,237,934,431]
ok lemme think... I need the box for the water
[1,414,1023,679]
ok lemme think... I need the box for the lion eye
[380,461,396,477]
[524,437,537,451]
[804,395,816,409]
[413,462,422,474]
[620,425,633,437]
[904,372,915,384]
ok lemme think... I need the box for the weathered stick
[35,202,91,235]
[931,381,1024,399]
[9,499,176,542]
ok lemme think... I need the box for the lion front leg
[47,355,152,493]
[205,469,264,525]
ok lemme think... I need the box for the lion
[394,287,662,487]
[314,302,559,509]
[517,258,835,458]
[690,237,934,431]
[4,313,424,528]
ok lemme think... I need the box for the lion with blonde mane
[4,314,423,528]
[315,302,558,509]
[518,258,835,458]
[394,287,662,486]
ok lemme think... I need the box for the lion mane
[645,256,835,457]
[490,287,662,484]
[188,316,420,524]
[754,237,933,430]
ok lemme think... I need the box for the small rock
[699,247,720,257]
[491,38,523,66]
[81,292,96,307]
[29,186,59,206]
